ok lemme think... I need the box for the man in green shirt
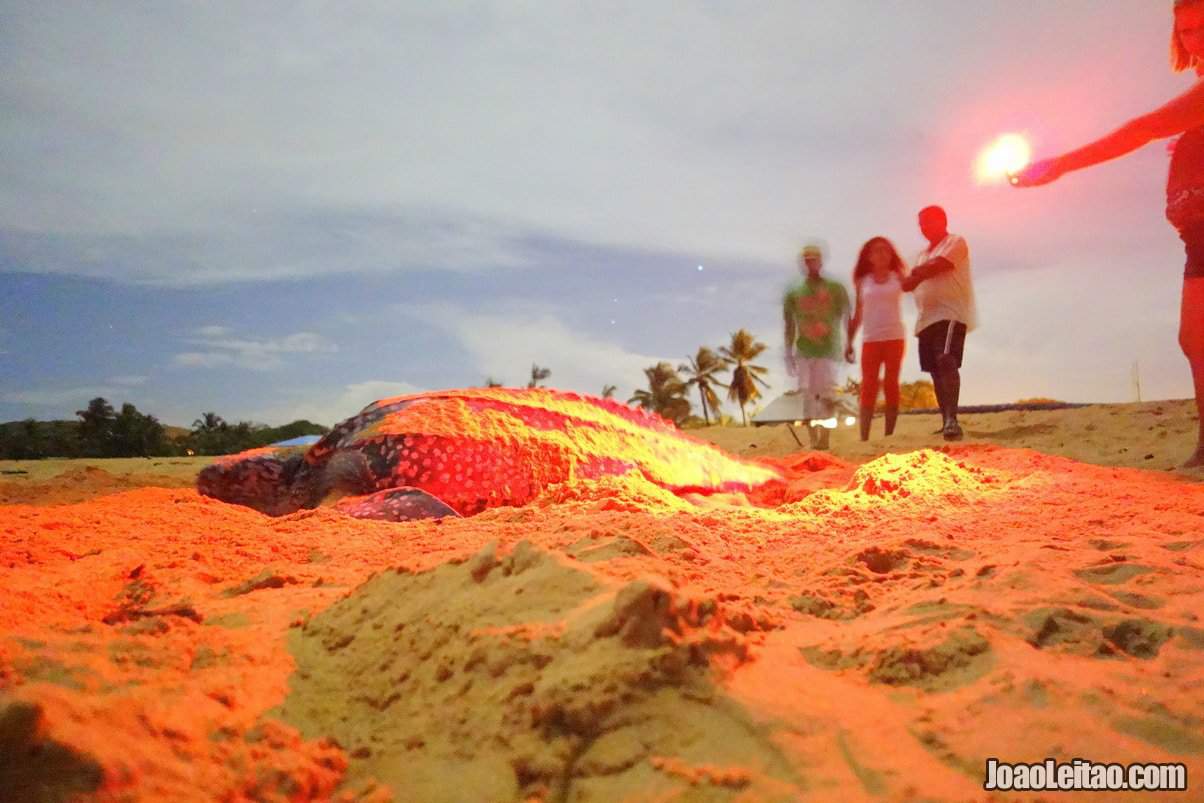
[783,242,852,449]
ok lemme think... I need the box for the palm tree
[679,347,727,425]
[720,329,770,425]
[527,364,551,388]
[601,384,617,399]
[192,412,226,434]
[628,362,691,425]
[76,397,116,450]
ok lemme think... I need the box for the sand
[699,399,1202,475]
[1,401,1202,801]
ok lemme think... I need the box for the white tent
[750,389,859,427]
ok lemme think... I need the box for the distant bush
[899,380,938,410]
[0,420,81,459]
[185,415,328,456]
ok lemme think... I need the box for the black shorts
[1180,221,1204,279]
[917,320,967,373]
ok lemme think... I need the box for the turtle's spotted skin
[197,387,782,521]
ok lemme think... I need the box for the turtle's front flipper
[334,487,461,522]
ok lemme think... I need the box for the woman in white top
[845,237,909,441]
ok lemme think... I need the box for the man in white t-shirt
[901,205,977,441]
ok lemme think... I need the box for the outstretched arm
[1015,79,1204,186]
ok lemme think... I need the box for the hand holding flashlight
[1009,157,1063,188]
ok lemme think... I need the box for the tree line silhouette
[0,397,327,460]
[3,328,943,459]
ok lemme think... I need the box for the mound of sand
[279,541,797,801]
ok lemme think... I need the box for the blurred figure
[1012,0,1204,468]
[846,237,908,441]
[900,206,977,441]
[783,242,852,450]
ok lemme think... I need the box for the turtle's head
[196,452,307,516]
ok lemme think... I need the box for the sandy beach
[1,400,1202,801]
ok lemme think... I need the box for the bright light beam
[975,133,1031,185]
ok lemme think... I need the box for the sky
[0,1,1197,428]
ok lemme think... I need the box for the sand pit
[1,403,1203,801]
[279,542,795,801]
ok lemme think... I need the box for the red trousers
[860,339,904,409]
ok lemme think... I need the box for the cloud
[107,374,148,386]
[0,2,1177,286]
[399,301,678,401]
[0,209,532,286]
[1,1,1193,415]
[960,257,1189,404]
[173,328,338,370]
[246,379,424,427]
[173,352,235,369]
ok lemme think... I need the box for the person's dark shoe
[942,420,964,441]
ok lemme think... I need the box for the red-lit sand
[2,436,1203,800]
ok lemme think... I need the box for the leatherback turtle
[196,387,781,521]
